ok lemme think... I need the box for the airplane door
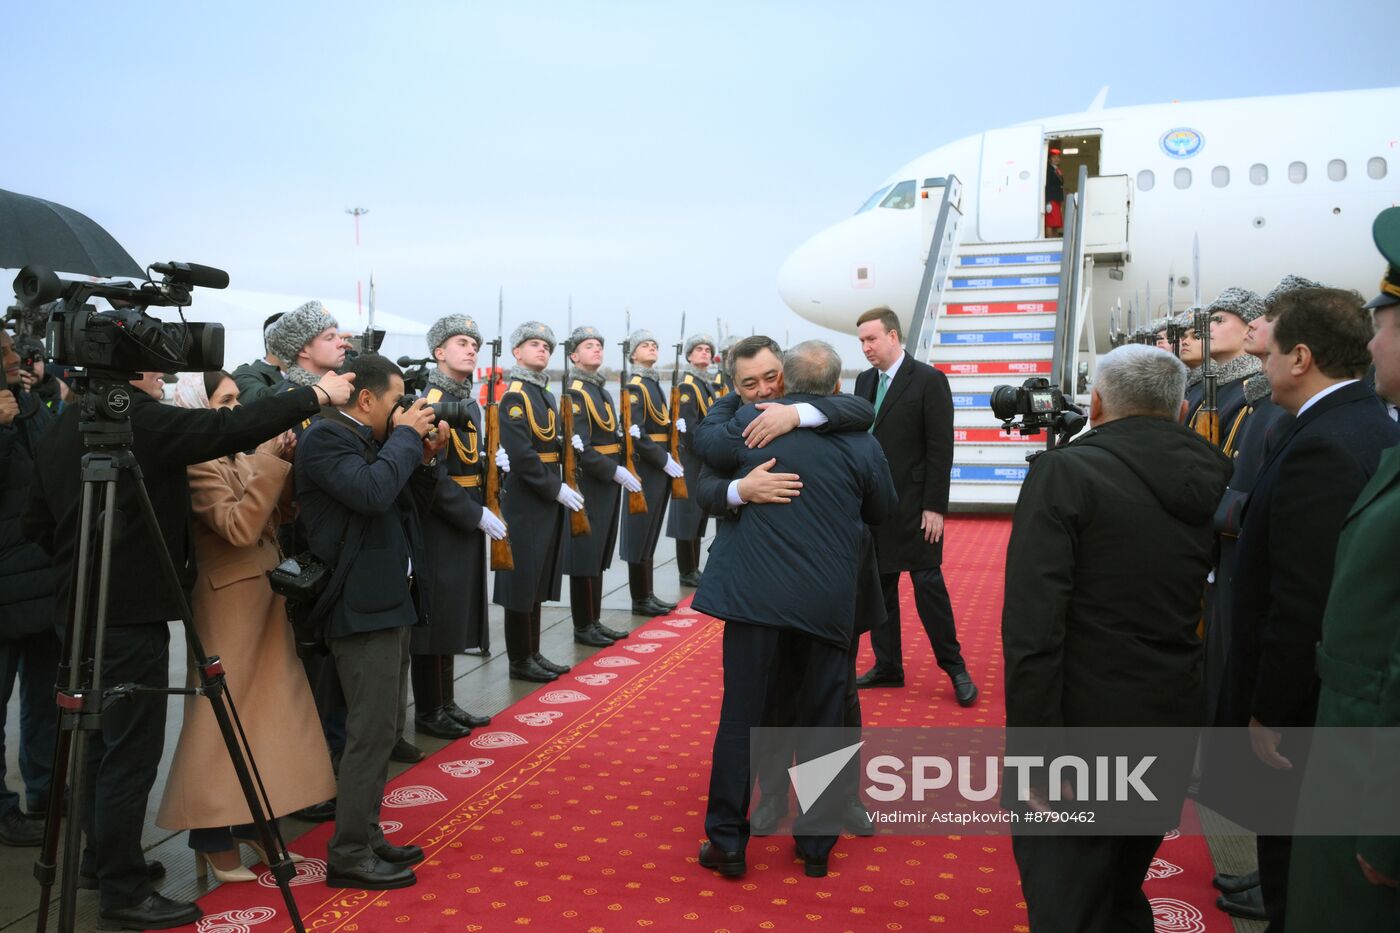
[977,124,1044,242]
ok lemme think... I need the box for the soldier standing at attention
[666,333,719,588]
[494,323,584,683]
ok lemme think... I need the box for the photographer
[20,360,354,930]
[0,331,58,849]
[15,336,69,411]
[294,353,446,890]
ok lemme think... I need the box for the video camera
[11,262,225,376]
[990,376,1086,454]
[345,327,385,361]
[395,356,432,395]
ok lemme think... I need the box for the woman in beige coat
[157,371,335,881]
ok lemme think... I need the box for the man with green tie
[852,309,976,707]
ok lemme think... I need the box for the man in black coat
[852,309,976,707]
[0,332,57,848]
[693,340,897,880]
[1213,287,1400,930]
[230,312,286,405]
[22,359,353,929]
[296,354,446,890]
[1003,344,1232,933]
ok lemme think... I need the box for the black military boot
[571,577,613,645]
[642,560,677,612]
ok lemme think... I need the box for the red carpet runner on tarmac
[172,516,1228,932]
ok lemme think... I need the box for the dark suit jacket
[24,386,321,628]
[295,412,435,639]
[1226,381,1400,730]
[855,355,954,573]
[692,395,896,647]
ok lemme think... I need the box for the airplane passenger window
[1289,161,1307,183]
[856,185,893,214]
[1250,164,1269,185]
[1136,170,1155,191]
[1174,168,1192,189]
[1370,157,1389,180]
[1211,166,1230,188]
[878,180,917,210]
[1328,159,1347,181]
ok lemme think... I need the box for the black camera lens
[990,384,1023,421]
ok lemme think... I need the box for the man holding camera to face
[295,353,448,890]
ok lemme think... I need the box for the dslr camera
[395,391,473,431]
[990,376,1086,454]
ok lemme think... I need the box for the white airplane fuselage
[779,87,1400,337]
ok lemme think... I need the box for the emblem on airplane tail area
[1160,127,1204,159]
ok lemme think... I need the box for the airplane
[777,86,1400,505]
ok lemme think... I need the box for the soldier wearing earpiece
[666,333,719,588]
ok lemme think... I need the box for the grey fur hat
[684,333,716,357]
[628,329,658,350]
[1264,275,1324,308]
[1171,306,1203,331]
[427,314,481,352]
[1150,317,1171,334]
[266,301,338,365]
[510,321,556,352]
[568,325,605,349]
[1205,286,1266,323]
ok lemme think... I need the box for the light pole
[345,206,369,318]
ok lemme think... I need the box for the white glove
[477,507,507,540]
[613,465,642,493]
[495,446,511,473]
[676,417,687,434]
[571,434,584,452]
[663,454,685,479]
[629,423,641,439]
[556,485,585,512]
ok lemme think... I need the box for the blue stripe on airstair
[951,394,992,408]
[950,465,1028,482]
[950,275,1060,288]
[937,330,1056,345]
[958,253,1061,266]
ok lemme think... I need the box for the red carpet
[175,516,1229,932]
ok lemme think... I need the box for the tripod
[32,376,306,933]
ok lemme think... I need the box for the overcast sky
[7,0,1399,367]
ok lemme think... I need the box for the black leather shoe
[951,671,979,707]
[749,796,788,836]
[0,807,43,846]
[415,708,472,740]
[1212,868,1260,894]
[856,667,904,689]
[649,593,678,611]
[509,659,558,683]
[574,624,615,647]
[390,737,426,763]
[679,570,703,588]
[697,841,746,877]
[294,799,336,822]
[794,841,829,878]
[844,797,875,836]
[97,892,200,930]
[325,855,417,890]
[444,702,491,729]
[533,653,571,675]
[1217,885,1266,921]
[372,841,425,865]
[632,599,668,617]
[595,621,629,640]
[78,858,165,891]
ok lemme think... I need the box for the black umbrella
[0,188,143,279]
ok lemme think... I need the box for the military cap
[427,314,481,352]
[1150,318,1171,334]
[1171,307,1202,332]
[1364,207,1400,311]
[684,333,716,357]
[1263,274,1324,308]
[510,321,556,352]
[568,324,605,349]
[266,300,338,365]
[1205,286,1266,323]
[628,328,658,349]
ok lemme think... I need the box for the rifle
[618,319,648,515]
[560,339,591,537]
[485,293,514,570]
[667,313,689,500]
[1193,306,1220,446]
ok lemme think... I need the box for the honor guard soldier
[563,326,638,647]
[1174,308,1206,421]
[713,336,735,398]
[493,322,583,683]
[411,314,503,738]
[1189,287,1266,455]
[666,333,719,587]
[620,329,685,616]
[265,300,347,433]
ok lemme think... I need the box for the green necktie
[870,371,890,431]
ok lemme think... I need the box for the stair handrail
[1051,165,1090,396]
[906,175,964,359]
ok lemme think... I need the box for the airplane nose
[777,212,917,335]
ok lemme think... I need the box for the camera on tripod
[11,262,226,376]
[990,377,1065,432]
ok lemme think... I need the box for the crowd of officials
[1,208,1398,930]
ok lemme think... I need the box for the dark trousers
[870,568,965,677]
[77,623,170,910]
[0,628,60,816]
[1012,834,1163,933]
[1258,834,1292,931]
[504,605,543,663]
[327,625,405,868]
[756,638,861,803]
[705,621,848,858]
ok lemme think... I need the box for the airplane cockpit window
[1289,161,1308,183]
[856,185,893,214]
[1174,168,1192,189]
[1212,166,1230,188]
[1328,159,1347,181]
[1370,157,1389,180]
[1136,170,1155,191]
[1250,164,1269,185]
[878,180,917,210]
